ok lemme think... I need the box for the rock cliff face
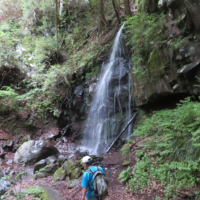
[131,0,200,106]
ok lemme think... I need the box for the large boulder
[14,140,58,165]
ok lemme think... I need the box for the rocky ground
[1,146,165,200]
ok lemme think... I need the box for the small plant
[0,175,10,183]
[119,167,131,183]
[14,171,26,200]
[26,186,43,197]
[121,143,130,157]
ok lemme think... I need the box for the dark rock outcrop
[132,0,200,106]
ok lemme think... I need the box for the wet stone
[0,168,4,178]
[0,181,11,195]
[39,164,58,175]
[9,171,15,176]
[5,167,10,175]
[34,159,46,174]
[67,179,81,189]
[46,156,57,165]
[62,136,68,143]
[57,154,67,162]
[5,140,13,147]
[3,140,13,152]
[6,159,13,165]
[34,172,46,180]
[74,85,84,97]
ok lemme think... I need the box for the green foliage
[123,97,200,199]
[26,186,43,197]
[0,86,21,113]
[119,167,131,182]
[0,0,116,121]
[125,11,169,81]
[0,175,10,183]
[121,143,130,157]
[15,171,26,180]
[0,22,21,66]
[124,7,189,83]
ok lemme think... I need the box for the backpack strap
[86,166,100,197]
[86,167,95,193]
[87,168,94,176]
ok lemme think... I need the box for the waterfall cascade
[82,24,134,154]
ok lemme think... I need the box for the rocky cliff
[130,0,200,106]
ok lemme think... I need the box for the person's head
[81,156,93,169]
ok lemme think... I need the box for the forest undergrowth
[120,97,200,199]
[0,0,119,124]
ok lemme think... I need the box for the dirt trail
[11,149,136,200]
[10,149,163,200]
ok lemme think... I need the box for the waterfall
[81,24,134,154]
[59,0,63,16]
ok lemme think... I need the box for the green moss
[25,186,44,198]
[53,166,66,183]
[41,188,48,200]
[122,160,131,166]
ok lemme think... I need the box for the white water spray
[81,24,134,154]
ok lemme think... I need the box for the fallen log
[106,112,138,153]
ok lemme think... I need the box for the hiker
[81,156,107,200]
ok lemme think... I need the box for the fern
[121,98,200,199]
[119,167,131,182]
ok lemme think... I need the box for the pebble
[6,159,13,165]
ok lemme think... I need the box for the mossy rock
[26,186,64,200]
[33,172,46,180]
[39,164,58,175]
[34,159,46,174]
[53,166,67,183]
[70,167,82,179]
[46,156,57,165]
[63,159,75,175]
[122,160,131,166]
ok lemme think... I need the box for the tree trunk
[112,0,121,24]
[88,0,92,8]
[124,0,132,16]
[55,0,59,59]
[99,0,107,27]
